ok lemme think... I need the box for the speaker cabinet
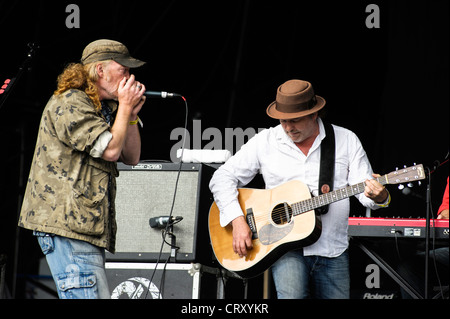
[106,262,211,299]
[106,262,259,299]
[106,162,216,263]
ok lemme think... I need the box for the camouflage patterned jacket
[19,89,120,252]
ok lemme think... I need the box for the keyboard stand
[351,237,423,299]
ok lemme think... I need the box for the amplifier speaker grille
[106,162,216,263]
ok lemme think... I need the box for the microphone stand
[424,167,431,299]
[1,42,39,298]
[423,156,448,299]
[0,43,39,111]
[167,224,178,262]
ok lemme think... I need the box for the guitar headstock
[384,164,426,185]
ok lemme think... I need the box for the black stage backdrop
[0,0,448,298]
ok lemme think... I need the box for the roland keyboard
[348,217,449,239]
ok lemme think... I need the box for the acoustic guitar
[208,164,425,278]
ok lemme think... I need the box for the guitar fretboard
[292,176,387,215]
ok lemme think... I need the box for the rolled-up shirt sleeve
[90,131,113,158]
[209,134,262,227]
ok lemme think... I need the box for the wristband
[129,116,139,125]
[376,191,391,208]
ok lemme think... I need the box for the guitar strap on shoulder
[317,121,335,215]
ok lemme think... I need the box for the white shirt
[209,118,387,257]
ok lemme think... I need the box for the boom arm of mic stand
[0,42,39,111]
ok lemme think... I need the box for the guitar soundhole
[272,202,293,225]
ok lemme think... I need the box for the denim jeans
[271,249,350,299]
[35,232,110,299]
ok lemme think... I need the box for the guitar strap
[317,121,335,215]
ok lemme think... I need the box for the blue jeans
[35,232,110,299]
[271,249,350,299]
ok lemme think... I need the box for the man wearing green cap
[18,39,146,299]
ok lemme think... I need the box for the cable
[144,95,188,299]
[393,230,402,261]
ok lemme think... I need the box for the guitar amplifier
[106,162,216,264]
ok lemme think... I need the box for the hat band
[276,95,317,113]
[81,51,130,64]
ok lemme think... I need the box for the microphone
[144,91,181,98]
[149,216,183,229]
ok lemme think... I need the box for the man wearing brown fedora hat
[18,39,147,299]
[210,79,390,299]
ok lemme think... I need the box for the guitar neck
[292,175,388,216]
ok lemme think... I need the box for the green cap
[81,39,146,68]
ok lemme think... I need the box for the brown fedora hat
[266,79,326,120]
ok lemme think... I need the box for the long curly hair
[54,62,107,111]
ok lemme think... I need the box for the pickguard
[259,222,294,245]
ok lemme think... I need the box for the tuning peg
[398,184,405,190]
[407,182,414,188]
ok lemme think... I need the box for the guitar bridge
[246,208,258,239]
